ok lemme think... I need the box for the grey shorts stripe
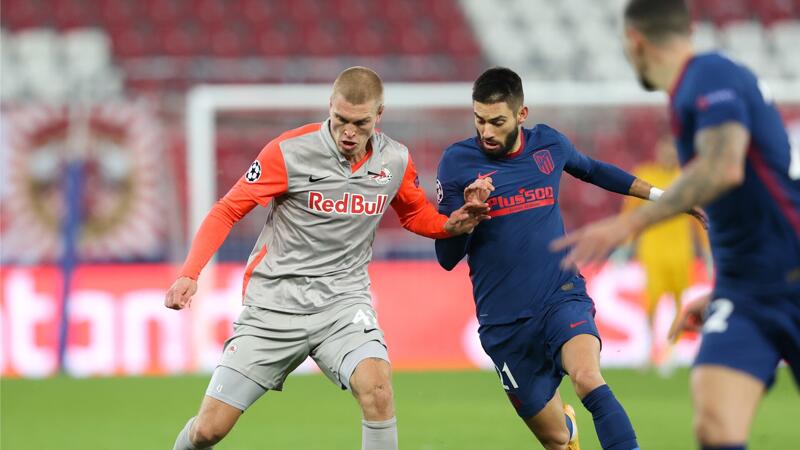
[205,366,267,411]
[339,340,390,391]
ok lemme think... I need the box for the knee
[355,381,394,419]
[569,368,605,398]
[190,417,230,448]
[535,429,570,450]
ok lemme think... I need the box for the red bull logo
[308,191,388,216]
[487,186,555,217]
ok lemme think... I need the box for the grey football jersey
[239,120,418,313]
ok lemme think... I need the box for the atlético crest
[533,149,554,175]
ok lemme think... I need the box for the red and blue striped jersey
[435,125,635,325]
[670,52,800,295]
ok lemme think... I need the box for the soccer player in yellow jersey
[623,136,707,367]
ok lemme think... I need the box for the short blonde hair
[331,66,384,106]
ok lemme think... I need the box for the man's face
[623,25,657,92]
[473,101,525,157]
[329,94,382,157]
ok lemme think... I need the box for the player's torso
[245,122,408,312]
[671,54,800,293]
[445,127,586,324]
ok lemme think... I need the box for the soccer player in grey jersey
[166,67,491,450]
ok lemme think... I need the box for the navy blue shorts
[694,288,800,388]
[478,297,600,419]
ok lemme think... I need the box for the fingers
[464,178,495,202]
[667,313,685,342]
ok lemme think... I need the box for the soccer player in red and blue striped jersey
[433,67,698,450]
[553,2,800,449]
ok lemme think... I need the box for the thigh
[479,319,560,419]
[694,295,782,387]
[205,366,267,412]
[542,298,601,374]
[764,294,800,387]
[219,306,311,391]
[310,302,389,389]
[691,365,764,444]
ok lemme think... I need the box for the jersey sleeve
[180,140,288,280]
[434,149,471,270]
[688,62,751,132]
[561,132,635,194]
[390,154,451,239]
[179,183,261,279]
[237,140,289,206]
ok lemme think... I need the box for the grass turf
[1,368,796,449]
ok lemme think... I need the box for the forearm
[180,195,253,279]
[627,178,654,200]
[435,235,470,270]
[397,204,451,239]
[572,159,636,195]
[629,122,747,232]
[629,158,731,232]
[179,208,235,279]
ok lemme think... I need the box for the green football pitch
[1,368,796,450]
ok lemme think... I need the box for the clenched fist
[164,276,198,310]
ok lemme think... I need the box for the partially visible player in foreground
[621,136,708,368]
[553,1,800,449]
[165,66,490,450]
[433,67,696,450]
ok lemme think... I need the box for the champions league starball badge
[245,160,262,182]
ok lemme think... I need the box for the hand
[685,206,708,229]
[444,201,491,235]
[165,276,198,310]
[667,294,709,342]
[464,177,494,203]
[549,213,638,269]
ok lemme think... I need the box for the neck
[344,148,368,164]
[652,40,694,92]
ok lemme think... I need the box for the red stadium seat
[238,0,277,25]
[698,0,751,25]
[750,0,796,25]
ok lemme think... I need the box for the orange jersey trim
[391,155,450,239]
[241,244,268,301]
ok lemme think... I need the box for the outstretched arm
[565,141,706,225]
[165,141,289,310]
[627,122,748,228]
[391,157,489,239]
[552,122,749,267]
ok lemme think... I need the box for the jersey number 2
[703,298,734,334]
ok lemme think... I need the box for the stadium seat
[721,21,768,54]
[692,22,720,52]
[63,28,112,78]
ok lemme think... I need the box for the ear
[375,104,384,123]
[517,105,529,124]
[624,24,646,54]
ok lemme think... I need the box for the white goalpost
[185,80,800,240]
